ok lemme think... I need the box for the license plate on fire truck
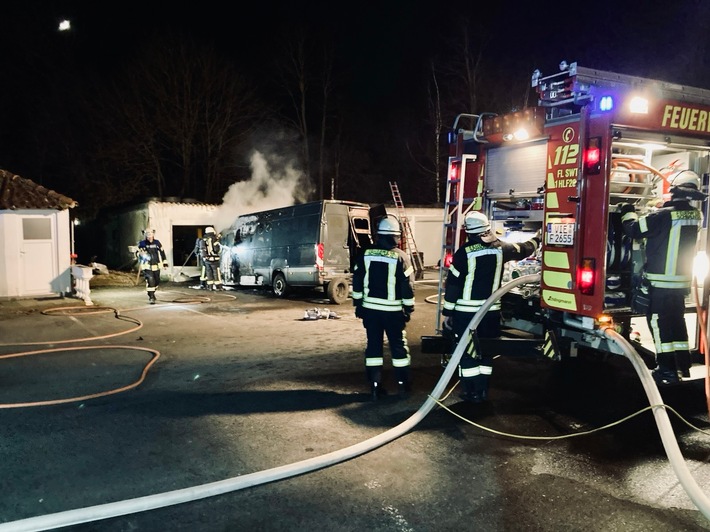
[547,222,574,245]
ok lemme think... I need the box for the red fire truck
[431,61,710,376]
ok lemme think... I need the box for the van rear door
[322,203,351,277]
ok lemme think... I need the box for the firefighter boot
[652,354,679,386]
[675,351,691,379]
[395,368,411,398]
[458,377,479,403]
[148,292,156,305]
[367,367,385,400]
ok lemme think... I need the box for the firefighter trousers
[451,310,501,397]
[362,309,411,385]
[647,288,691,377]
[142,267,161,300]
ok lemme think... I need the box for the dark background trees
[1,1,709,222]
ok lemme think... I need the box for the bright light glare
[693,251,709,282]
[629,96,649,114]
[513,128,529,141]
[599,96,614,111]
[640,143,667,151]
[58,19,71,31]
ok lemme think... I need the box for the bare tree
[275,32,340,201]
[80,31,266,211]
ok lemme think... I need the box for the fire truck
[431,61,710,376]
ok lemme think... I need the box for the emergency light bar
[599,95,614,112]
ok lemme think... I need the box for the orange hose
[693,279,710,416]
[0,306,157,408]
[0,345,160,408]
[612,158,671,198]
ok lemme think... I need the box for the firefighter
[442,211,540,403]
[194,235,207,289]
[352,215,415,400]
[198,226,223,291]
[618,170,707,385]
[137,228,168,304]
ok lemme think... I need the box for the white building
[0,170,77,298]
[94,198,219,281]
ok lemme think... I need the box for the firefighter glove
[355,304,364,319]
[617,202,636,215]
[403,306,414,323]
[162,261,169,269]
[443,316,453,331]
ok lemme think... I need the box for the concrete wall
[386,206,444,267]
[100,201,219,280]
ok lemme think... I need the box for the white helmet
[205,226,216,235]
[669,170,700,189]
[464,211,491,234]
[144,228,155,236]
[378,216,401,237]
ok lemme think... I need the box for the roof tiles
[0,169,77,210]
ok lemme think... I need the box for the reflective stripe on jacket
[621,200,700,289]
[352,247,415,312]
[443,235,539,315]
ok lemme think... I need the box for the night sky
[12,1,710,108]
[1,1,709,212]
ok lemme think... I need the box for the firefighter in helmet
[198,226,223,291]
[619,170,707,385]
[137,228,168,304]
[194,235,207,289]
[352,215,415,400]
[442,211,541,403]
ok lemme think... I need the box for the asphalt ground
[0,275,710,531]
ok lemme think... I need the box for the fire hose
[2,274,710,530]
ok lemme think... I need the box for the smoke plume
[212,150,310,232]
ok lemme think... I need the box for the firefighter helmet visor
[464,211,491,234]
[669,170,700,190]
[377,216,401,237]
[669,170,707,199]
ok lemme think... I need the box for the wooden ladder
[389,181,424,279]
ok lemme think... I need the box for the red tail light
[316,243,324,270]
[449,161,460,181]
[443,252,454,268]
[585,137,602,175]
[577,257,596,295]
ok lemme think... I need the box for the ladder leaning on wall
[389,181,424,280]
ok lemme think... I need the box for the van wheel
[327,278,349,305]
[272,273,289,298]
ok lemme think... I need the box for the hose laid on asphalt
[602,326,710,520]
[0,275,537,532]
[3,273,710,529]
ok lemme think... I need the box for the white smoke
[212,150,310,232]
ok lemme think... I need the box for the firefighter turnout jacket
[443,234,540,316]
[352,246,415,313]
[620,199,701,290]
[199,234,222,263]
[137,238,167,271]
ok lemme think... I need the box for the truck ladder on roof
[389,181,424,279]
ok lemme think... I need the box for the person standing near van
[352,216,415,400]
[198,227,223,291]
[137,228,168,304]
